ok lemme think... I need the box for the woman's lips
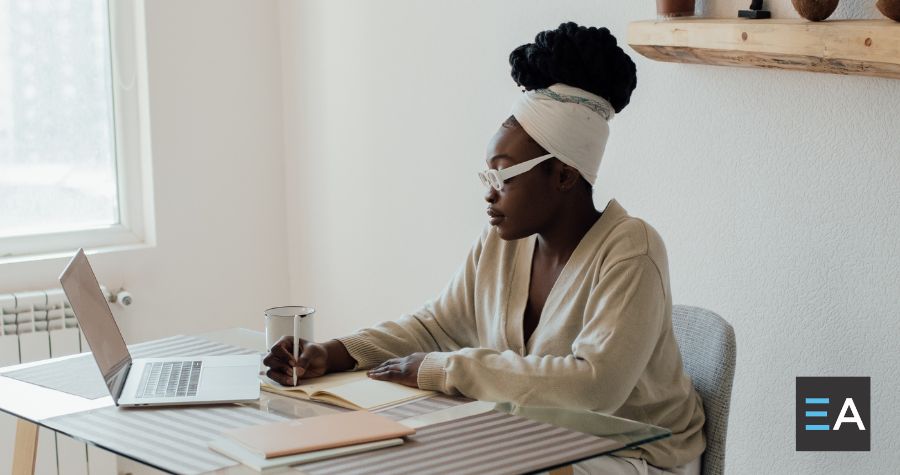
[487,208,504,225]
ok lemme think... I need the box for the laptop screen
[59,249,131,402]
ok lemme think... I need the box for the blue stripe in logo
[805,397,830,404]
[804,397,830,430]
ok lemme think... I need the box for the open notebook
[260,370,434,411]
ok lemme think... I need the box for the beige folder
[221,410,416,459]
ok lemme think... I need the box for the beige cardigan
[337,198,706,468]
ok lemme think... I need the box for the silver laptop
[60,248,260,407]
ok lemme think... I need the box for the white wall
[0,0,290,343]
[279,1,900,473]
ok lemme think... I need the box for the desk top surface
[0,328,671,475]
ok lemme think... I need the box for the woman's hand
[262,336,328,385]
[366,352,427,388]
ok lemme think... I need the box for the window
[0,0,154,262]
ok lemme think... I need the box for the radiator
[0,288,118,475]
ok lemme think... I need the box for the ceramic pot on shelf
[791,0,839,21]
[877,0,900,21]
[657,0,696,18]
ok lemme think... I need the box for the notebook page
[261,369,366,395]
[316,378,434,411]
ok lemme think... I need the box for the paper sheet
[261,370,434,410]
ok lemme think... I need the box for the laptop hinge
[108,359,132,406]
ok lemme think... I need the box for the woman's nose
[484,186,498,203]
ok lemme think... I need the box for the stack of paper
[209,410,415,472]
[208,437,403,472]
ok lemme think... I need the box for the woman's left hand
[367,352,427,388]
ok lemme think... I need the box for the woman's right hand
[263,336,328,386]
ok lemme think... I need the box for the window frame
[0,0,156,263]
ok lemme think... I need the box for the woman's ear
[557,163,582,192]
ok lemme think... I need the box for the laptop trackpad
[202,366,256,390]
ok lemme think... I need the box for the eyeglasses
[478,153,554,191]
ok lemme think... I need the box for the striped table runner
[373,394,468,421]
[46,404,288,474]
[47,398,621,475]
[294,410,623,475]
[2,335,260,399]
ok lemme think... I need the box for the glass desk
[0,328,671,475]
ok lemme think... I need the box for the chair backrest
[671,305,737,475]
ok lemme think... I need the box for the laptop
[60,248,260,407]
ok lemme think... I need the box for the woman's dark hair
[509,22,637,113]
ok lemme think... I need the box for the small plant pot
[657,0,696,18]
[791,0,839,21]
[877,0,900,21]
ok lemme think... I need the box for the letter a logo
[833,398,866,431]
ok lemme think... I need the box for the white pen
[292,314,300,386]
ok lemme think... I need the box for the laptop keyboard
[136,361,202,398]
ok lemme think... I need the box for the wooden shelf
[627,19,900,79]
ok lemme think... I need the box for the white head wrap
[509,82,615,186]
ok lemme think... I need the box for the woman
[264,22,705,475]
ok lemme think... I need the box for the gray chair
[671,305,736,475]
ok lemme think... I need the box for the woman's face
[483,118,565,240]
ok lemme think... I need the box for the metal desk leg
[12,419,39,475]
[549,465,574,475]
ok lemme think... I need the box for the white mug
[264,306,315,352]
